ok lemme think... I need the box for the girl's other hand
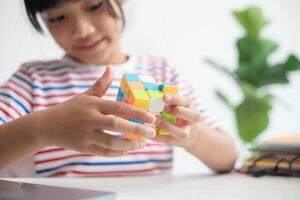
[152,94,202,149]
[39,66,156,157]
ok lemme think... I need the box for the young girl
[0,0,237,177]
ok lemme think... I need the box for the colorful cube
[162,85,178,94]
[128,90,150,110]
[124,74,140,82]
[116,88,123,101]
[128,82,145,91]
[143,82,160,90]
[157,127,168,136]
[147,90,164,113]
[116,73,178,140]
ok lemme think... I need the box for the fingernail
[164,94,172,102]
[146,128,156,138]
[148,114,156,123]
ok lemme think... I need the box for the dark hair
[24,0,125,34]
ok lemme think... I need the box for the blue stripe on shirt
[36,158,173,174]
[13,74,33,89]
[0,92,30,114]
[0,116,5,124]
[34,65,76,72]
[170,74,178,83]
[34,85,91,91]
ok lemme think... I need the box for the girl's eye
[48,15,65,23]
[88,1,104,12]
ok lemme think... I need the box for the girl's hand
[152,94,202,149]
[40,66,156,157]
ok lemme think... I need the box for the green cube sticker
[147,90,163,99]
[132,90,149,100]
[161,112,176,124]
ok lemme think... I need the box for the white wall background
[0,0,299,174]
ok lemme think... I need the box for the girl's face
[42,0,125,65]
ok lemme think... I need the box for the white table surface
[2,172,300,200]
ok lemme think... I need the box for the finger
[155,116,188,140]
[152,135,179,146]
[97,114,156,138]
[164,106,202,124]
[85,65,114,97]
[91,130,146,151]
[86,144,127,157]
[163,94,192,107]
[99,99,156,124]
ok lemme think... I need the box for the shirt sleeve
[154,59,220,129]
[0,65,33,125]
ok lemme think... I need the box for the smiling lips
[76,37,106,51]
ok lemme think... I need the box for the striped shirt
[0,55,218,177]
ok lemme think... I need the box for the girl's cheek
[49,26,69,41]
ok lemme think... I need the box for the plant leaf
[216,90,233,109]
[280,54,300,71]
[233,6,269,39]
[256,54,300,87]
[235,38,278,87]
[239,81,257,97]
[235,95,271,143]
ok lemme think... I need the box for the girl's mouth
[75,37,107,52]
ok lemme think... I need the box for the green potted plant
[206,6,300,144]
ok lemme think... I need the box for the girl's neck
[103,49,128,65]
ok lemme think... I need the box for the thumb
[85,65,114,97]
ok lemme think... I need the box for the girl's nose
[71,18,96,40]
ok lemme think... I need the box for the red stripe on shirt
[0,98,22,117]
[49,165,172,177]
[35,143,169,155]
[35,148,66,154]
[10,79,33,97]
[1,85,32,107]
[0,106,14,121]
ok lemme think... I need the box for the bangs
[25,0,69,33]
[27,0,79,12]
[24,0,125,34]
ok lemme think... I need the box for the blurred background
[0,0,299,174]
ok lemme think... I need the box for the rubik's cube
[116,73,178,140]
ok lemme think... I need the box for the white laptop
[0,179,116,200]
